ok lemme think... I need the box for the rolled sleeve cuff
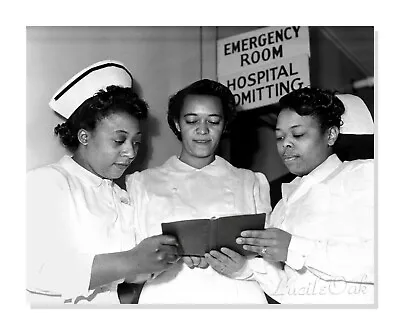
[230,260,255,280]
[286,235,315,270]
[64,253,96,298]
[29,252,96,300]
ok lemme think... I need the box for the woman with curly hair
[27,60,180,305]
[126,79,272,303]
[231,87,375,304]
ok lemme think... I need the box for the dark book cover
[161,213,266,256]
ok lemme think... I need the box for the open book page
[162,219,210,256]
[162,213,266,256]
[214,213,266,256]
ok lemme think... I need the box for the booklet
[161,213,266,257]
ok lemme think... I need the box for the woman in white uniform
[233,87,374,304]
[126,79,272,304]
[27,60,180,305]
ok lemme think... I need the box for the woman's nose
[283,138,293,148]
[196,121,209,134]
[280,136,293,149]
[122,143,138,159]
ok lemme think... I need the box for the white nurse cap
[49,60,133,119]
[336,94,374,135]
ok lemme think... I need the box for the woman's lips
[282,155,299,162]
[114,163,130,169]
[193,139,211,144]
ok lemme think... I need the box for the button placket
[103,181,119,226]
[107,181,115,208]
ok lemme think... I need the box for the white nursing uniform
[246,154,374,304]
[27,156,136,305]
[126,155,272,304]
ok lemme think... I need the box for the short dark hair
[279,87,345,133]
[167,79,236,141]
[54,85,148,153]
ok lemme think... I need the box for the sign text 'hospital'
[219,55,310,110]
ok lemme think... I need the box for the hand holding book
[161,213,266,257]
[204,247,246,277]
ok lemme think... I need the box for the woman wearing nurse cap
[223,87,374,304]
[26,60,180,305]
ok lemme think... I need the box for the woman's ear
[174,120,181,133]
[327,126,340,147]
[77,129,90,146]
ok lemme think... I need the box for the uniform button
[120,196,130,204]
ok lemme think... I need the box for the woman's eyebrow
[115,130,142,136]
[275,124,302,131]
[183,113,222,118]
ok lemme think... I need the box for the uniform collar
[59,155,112,188]
[165,155,228,173]
[301,154,342,184]
[281,154,342,203]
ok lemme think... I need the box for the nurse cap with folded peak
[49,60,133,119]
[336,94,374,135]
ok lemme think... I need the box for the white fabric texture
[248,154,375,304]
[27,155,136,305]
[126,155,272,304]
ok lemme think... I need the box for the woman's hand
[130,234,181,275]
[236,228,292,262]
[90,235,179,290]
[205,248,246,277]
[182,256,209,269]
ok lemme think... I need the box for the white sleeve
[286,160,374,283]
[228,259,256,280]
[245,257,287,296]
[26,168,95,300]
[285,235,315,270]
[253,172,272,218]
[285,234,374,283]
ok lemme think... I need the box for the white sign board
[217,26,310,110]
[218,26,310,76]
[219,54,310,110]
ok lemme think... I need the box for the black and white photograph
[25,25,375,308]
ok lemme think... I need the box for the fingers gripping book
[161,213,266,256]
